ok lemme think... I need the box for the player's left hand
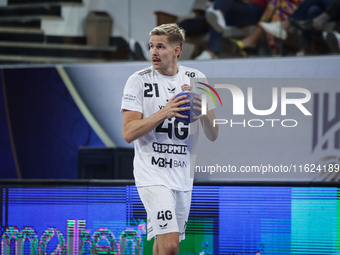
[192,94,207,120]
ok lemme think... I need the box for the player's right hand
[162,94,190,119]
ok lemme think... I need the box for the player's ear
[174,45,181,59]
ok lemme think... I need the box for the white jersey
[121,65,214,191]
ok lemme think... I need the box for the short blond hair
[150,23,185,47]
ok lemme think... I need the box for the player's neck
[157,64,178,76]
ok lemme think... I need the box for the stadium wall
[0,56,339,179]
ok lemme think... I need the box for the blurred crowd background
[0,0,338,65]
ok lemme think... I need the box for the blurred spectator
[178,0,211,37]
[195,0,267,59]
[260,0,340,54]
[227,0,303,56]
[325,30,340,52]
[292,0,340,53]
[289,0,339,30]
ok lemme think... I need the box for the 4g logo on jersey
[156,119,188,140]
[185,71,195,78]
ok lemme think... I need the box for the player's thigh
[138,186,178,240]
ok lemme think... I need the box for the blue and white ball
[174,92,201,124]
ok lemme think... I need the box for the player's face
[149,35,180,76]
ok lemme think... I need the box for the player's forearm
[123,110,167,143]
[200,110,218,141]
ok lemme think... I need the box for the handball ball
[174,92,201,124]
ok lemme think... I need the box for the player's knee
[164,240,179,255]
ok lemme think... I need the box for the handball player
[121,23,218,255]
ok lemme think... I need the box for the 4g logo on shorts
[157,210,172,221]
[200,84,312,128]
[158,210,172,230]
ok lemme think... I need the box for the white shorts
[137,185,192,242]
